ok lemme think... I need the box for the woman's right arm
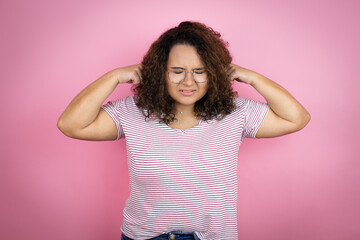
[57,64,142,141]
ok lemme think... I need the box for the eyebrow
[170,67,206,70]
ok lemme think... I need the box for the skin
[165,44,209,130]
[57,65,141,140]
[228,64,311,137]
[57,45,310,140]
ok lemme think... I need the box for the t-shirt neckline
[159,119,204,134]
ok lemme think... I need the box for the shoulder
[102,95,139,116]
[229,97,269,121]
[117,95,135,105]
[233,97,268,110]
[109,95,135,108]
[216,97,248,121]
[233,97,248,108]
[122,95,136,107]
[232,97,256,112]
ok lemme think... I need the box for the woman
[58,21,310,240]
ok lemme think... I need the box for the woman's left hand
[228,63,257,85]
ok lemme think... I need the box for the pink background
[1,0,359,239]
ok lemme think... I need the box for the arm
[229,64,310,138]
[57,64,142,141]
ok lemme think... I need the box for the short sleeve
[242,98,269,139]
[101,99,126,140]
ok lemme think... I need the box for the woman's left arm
[229,64,311,138]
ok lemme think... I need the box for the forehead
[167,44,204,67]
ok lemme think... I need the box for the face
[166,44,209,110]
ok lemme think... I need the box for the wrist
[107,68,125,84]
[245,73,258,86]
[249,72,265,87]
[101,70,121,86]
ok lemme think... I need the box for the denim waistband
[121,230,200,240]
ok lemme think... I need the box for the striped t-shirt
[102,96,269,240]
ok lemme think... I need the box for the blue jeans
[121,230,200,240]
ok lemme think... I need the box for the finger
[135,69,142,83]
[226,66,235,77]
[135,64,142,80]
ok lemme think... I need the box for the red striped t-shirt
[102,96,269,240]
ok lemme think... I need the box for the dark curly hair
[133,21,237,124]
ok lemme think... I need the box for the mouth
[179,90,196,96]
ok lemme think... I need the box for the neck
[174,104,195,117]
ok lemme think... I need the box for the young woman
[58,21,310,240]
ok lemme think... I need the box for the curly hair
[133,21,237,124]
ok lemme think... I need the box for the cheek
[165,81,177,96]
[201,83,209,94]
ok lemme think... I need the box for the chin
[174,99,197,106]
[174,95,204,106]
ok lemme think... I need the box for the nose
[182,71,195,86]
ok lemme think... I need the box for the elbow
[305,112,311,125]
[295,111,311,131]
[302,110,311,127]
[57,117,75,138]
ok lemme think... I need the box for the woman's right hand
[113,64,143,84]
